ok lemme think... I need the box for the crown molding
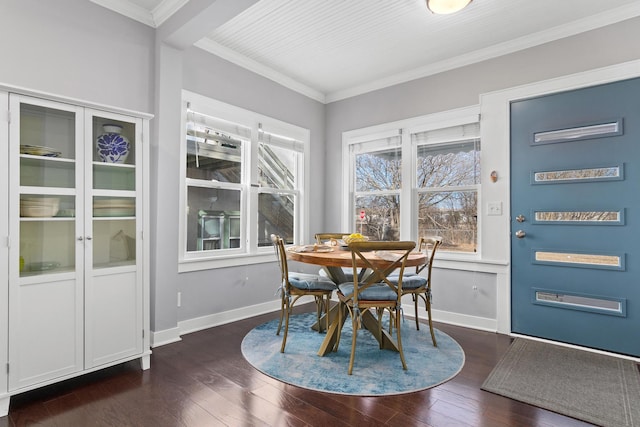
[194,38,326,103]
[90,0,187,27]
[152,0,189,27]
[90,0,155,27]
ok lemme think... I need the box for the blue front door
[510,77,640,357]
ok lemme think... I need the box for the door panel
[85,272,142,368]
[8,95,85,391]
[9,278,83,391]
[84,109,143,368]
[510,78,640,357]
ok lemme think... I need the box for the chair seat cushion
[288,272,336,291]
[338,282,398,301]
[386,274,427,290]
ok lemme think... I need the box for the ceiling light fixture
[426,0,473,14]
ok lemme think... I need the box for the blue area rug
[241,312,465,396]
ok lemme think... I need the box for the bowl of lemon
[342,233,369,244]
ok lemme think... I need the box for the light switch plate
[487,201,502,216]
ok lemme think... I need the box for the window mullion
[246,125,259,253]
[186,178,243,191]
[400,128,413,241]
[260,188,297,196]
[418,184,479,193]
[354,189,400,198]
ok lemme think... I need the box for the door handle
[515,230,526,239]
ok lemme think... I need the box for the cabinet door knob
[78,236,83,241]
[86,236,93,241]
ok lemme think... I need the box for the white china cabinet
[0,92,151,415]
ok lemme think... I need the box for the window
[344,107,480,255]
[351,136,402,240]
[185,111,247,253]
[413,123,480,253]
[256,126,302,246]
[180,91,308,269]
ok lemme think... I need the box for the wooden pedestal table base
[316,303,400,356]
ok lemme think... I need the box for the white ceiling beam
[158,0,258,50]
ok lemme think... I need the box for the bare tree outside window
[418,190,477,252]
[354,147,401,240]
[355,194,400,240]
[416,139,480,252]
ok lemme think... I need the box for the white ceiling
[91,0,640,103]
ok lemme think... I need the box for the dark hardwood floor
[5,305,594,427]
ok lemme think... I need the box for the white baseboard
[429,309,498,332]
[178,300,282,335]
[151,299,285,348]
[151,298,498,348]
[150,326,182,348]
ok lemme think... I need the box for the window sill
[178,252,275,273]
[434,254,509,273]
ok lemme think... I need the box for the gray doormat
[482,338,640,427]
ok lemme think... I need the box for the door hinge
[6,236,10,248]
[142,329,145,339]
[7,110,11,124]
[6,363,9,374]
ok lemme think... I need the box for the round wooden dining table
[286,244,427,356]
[286,244,427,283]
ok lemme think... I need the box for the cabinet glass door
[18,102,81,276]
[85,110,143,369]
[90,115,137,269]
[9,95,84,391]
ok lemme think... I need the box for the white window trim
[342,105,481,260]
[179,90,310,272]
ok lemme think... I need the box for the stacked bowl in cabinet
[93,198,135,217]
[20,197,60,217]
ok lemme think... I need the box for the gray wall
[432,270,496,319]
[0,0,154,114]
